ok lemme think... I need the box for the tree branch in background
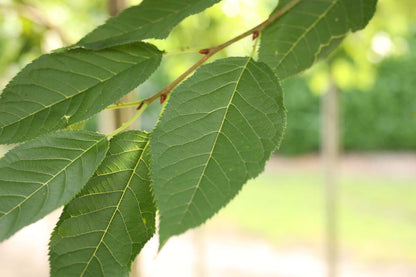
[140,0,300,109]
[0,2,71,45]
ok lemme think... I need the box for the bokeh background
[0,0,415,276]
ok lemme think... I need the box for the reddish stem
[139,0,301,107]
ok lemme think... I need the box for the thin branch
[0,2,71,45]
[106,100,144,110]
[107,0,301,111]
[141,0,301,107]
[163,48,202,56]
[106,102,149,138]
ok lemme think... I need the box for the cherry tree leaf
[0,42,161,144]
[259,0,378,79]
[76,0,221,49]
[49,131,154,277]
[0,131,109,241]
[151,57,286,247]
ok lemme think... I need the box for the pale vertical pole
[193,227,206,277]
[322,81,339,277]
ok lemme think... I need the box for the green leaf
[259,0,378,79]
[0,131,109,242]
[151,57,286,247]
[76,0,221,50]
[0,42,161,144]
[49,131,155,277]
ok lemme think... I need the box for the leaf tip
[158,236,168,253]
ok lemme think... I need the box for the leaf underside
[151,57,286,247]
[76,0,221,49]
[49,131,155,277]
[259,0,378,79]
[0,42,161,144]
[0,131,109,242]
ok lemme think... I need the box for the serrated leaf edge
[0,135,108,225]
[273,0,338,71]
[0,47,158,134]
[176,57,252,228]
[78,138,151,276]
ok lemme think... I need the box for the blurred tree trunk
[102,1,141,277]
[108,0,126,16]
[322,81,340,277]
[107,0,136,132]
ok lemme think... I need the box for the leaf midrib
[80,139,150,276]
[178,58,251,226]
[79,0,210,48]
[0,135,106,223]
[274,0,339,70]
[0,51,154,130]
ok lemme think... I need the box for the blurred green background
[1,0,416,276]
[1,0,415,154]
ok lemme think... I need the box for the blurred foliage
[280,38,416,154]
[306,0,416,93]
[280,0,416,154]
[342,43,416,151]
[0,0,107,87]
[1,0,416,154]
[280,78,321,154]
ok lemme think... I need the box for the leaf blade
[151,57,286,247]
[259,0,378,79]
[76,0,221,49]
[0,42,161,144]
[49,131,155,277]
[0,131,109,241]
